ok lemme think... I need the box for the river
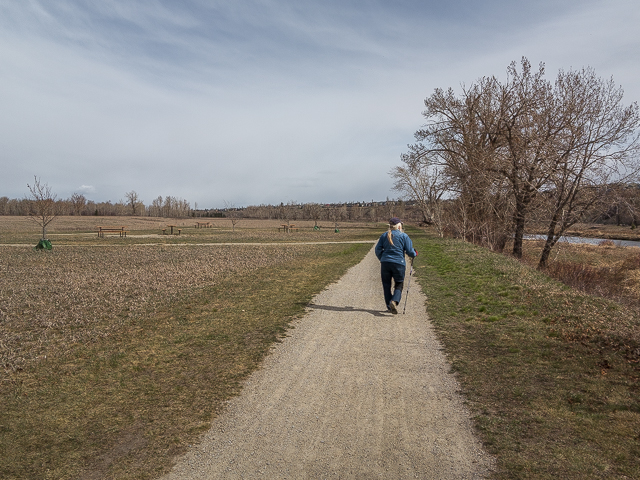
[525,234,640,248]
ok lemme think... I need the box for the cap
[389,217,402,226]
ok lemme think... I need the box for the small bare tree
[26,176,58,240]
[223,200,242,232]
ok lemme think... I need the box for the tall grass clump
[532,243,640,311]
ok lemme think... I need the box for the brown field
[1,243,312,375]
[0,215,376,479]
[0,215,381,245]
[0,216,380,376]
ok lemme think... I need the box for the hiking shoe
[389,301,398,314]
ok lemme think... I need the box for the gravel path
[162,246,494,479]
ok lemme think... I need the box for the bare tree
[326,205,345,231]
[303,203,323,227]
[0,196,8,215]
[391,150,449,236]
[150,196,163,217]
[415,73,515,250]
[26,176,58,240]
[125,190,140,216]
[615,183,640,227]
[223,200,242,232]
[409,58,640,262]
[536,68,640,267]
[70,192,86,216]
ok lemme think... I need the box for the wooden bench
[97,226,127,238]
[278,224,298,233]
[163,226,182,235]
[195,221,212,228]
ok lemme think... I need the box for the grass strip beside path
[0,243,371,480]
[411,232,640,479]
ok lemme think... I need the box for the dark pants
[380,261,406,308]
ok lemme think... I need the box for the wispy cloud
[1,0,638,206]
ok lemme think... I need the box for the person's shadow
[307,303,390,317]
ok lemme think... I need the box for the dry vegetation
[521,239,640,311]
[0,216,380,377]
[0,216,377,479]
[0,215,380,245]
[1,244,310,376]
[414,233,640,478]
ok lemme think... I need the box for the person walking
[375,217,417,314]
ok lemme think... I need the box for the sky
[1,0,639,209]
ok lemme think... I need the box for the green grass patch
[411,232,640,479]
[0,242,371,479]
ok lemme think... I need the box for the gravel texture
[162,246,494,479]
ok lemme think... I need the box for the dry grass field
[0,216,377,479]
[4,216,638,478]
[0,215,379,245]
[2,243,313,374]
[414,234,640,478]
[1,216,380,374]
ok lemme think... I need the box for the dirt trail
[162,246,494,479]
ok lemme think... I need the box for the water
[525,234,640,248]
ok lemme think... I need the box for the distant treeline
[0,193,426,223]
[201,200,423,224]
[0,194,191,218]
[5,189,637,227]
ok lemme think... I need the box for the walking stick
[403,257,414,314]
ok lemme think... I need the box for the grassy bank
[411,232,640,478]
[0,240,372,479]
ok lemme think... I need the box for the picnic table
[163,225,181,235]
[97,226,127,238]
[278,224,298,233]
[195,221,212,228]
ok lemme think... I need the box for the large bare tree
[405,58,640,264]
[536,67,640,267]
[70,192,86,216]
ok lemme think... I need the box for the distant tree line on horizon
[0,192,192,218]
[0,189,426,224]
[7,183,638,230]
[4,181,428,225]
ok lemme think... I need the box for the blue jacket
[375,230,416,266]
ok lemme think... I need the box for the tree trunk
[512,205,526,258]
[538,220,559,269]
